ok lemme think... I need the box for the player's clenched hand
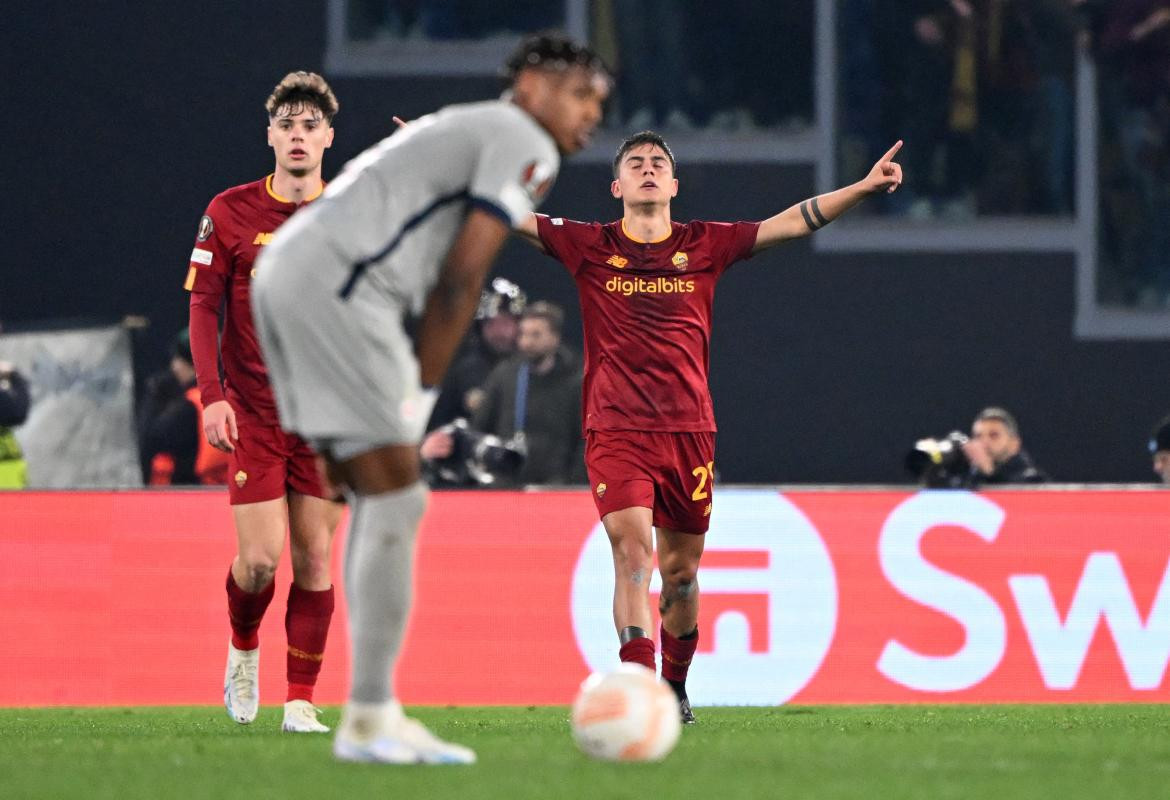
[202,400,238,453]
[865,140,904,195]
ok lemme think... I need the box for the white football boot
[223,642,260,724]
[282,700,330,733]
[333,701,476,765]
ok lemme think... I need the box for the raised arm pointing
[753,139,904,253]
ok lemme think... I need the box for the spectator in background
[962,406,1048,486]
[1094,0,1170,306]
[608,0,812,131]
[137,329,228,486]
[861,0,1076,218]
[874,0,981,218]
[0,360,30,489]
[473,301,586,485]
[977,0,1077,215]
[688,1,808,131]
[611,0,693,130]
[1025,0,1078,215]
[347,1,562,41]
[428,277,526,429]
[1149,414,1170,484]
[839,0,886,181]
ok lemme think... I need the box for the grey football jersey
[301,100,560,313]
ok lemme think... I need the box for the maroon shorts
[584,430,716,534]
[227,418,328,505]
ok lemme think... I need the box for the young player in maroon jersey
[185,72,343,733]
[516,130,903,722]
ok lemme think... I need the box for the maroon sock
[226,569,275,651]
[660,625,699,685]
[618,636,656,672]
[285,584,335,703]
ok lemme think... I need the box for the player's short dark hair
[974,407,1020,438]
[503,33,610,84]
[613,131,676,177]
[265,71,339,124]
[522,301,564,336]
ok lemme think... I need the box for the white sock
[343,481,428,704]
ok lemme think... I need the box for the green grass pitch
[4,705,1169,799]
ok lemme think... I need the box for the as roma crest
[671,251,689,271]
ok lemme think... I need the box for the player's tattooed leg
[659,577,695,617]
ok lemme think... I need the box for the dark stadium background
[4,0,1165,485]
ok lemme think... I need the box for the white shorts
[251,222,430,451]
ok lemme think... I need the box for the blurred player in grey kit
[252,34,610,764]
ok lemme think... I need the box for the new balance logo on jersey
[253,232,275,245]
[606,255,628,269]
[605,276,696,297]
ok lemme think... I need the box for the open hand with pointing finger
[864,140,904,195]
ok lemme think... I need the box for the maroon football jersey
[536,215,759,433]
[185,175,321,422]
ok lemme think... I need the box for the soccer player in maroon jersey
[517,130,903,722]
[185,72,343,733]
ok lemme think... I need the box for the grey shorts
[251,226,429,452]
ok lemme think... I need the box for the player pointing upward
[516,131,903,722]
[252,34,610,764]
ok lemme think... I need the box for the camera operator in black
[0,359,30,489]
[427,277,527,430]
[961,407,1048,486]
[472,301,586,486]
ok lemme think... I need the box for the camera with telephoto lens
[0,362,31,428]
[425,418,527,487]
[904,431,971,488]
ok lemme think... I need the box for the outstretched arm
[752,140,904,253]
